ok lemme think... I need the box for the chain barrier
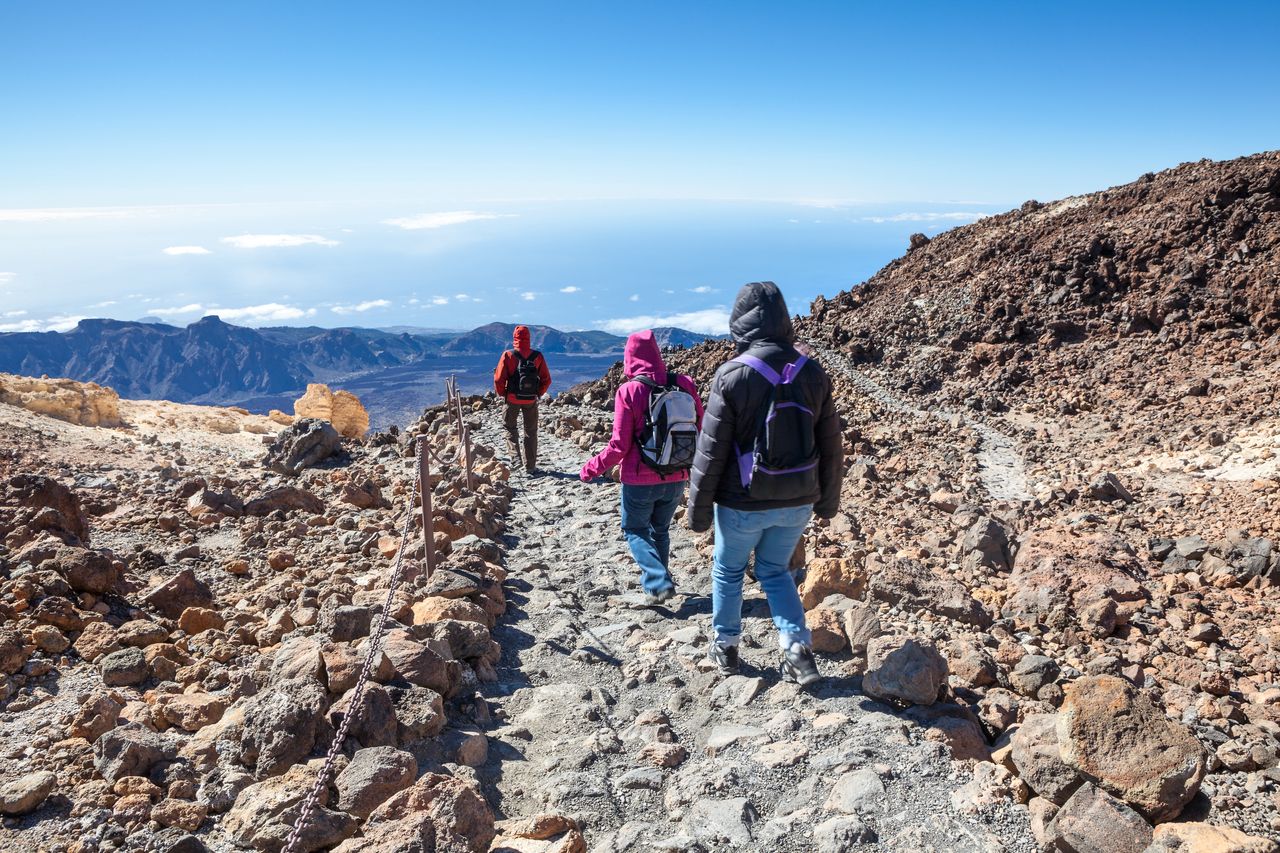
[280,435,425,853]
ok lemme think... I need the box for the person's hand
[688,513,711,534]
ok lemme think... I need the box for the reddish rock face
[1003,528,1147,637]
[1056,675,1206,823]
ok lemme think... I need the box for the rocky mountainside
[554,151,1280,851]
[438,323,624,355]
[0,318,437,404]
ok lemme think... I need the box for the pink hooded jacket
[579,330,704,485]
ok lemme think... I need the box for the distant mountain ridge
[0,315,724,407]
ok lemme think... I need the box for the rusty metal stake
[462,424,475,491]
[417,436,436,578]
[454,383,466,438]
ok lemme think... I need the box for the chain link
[281,436,424,853]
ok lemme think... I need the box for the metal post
[417,437,436,578]
[448,375,464,437]
[462,424,475,492]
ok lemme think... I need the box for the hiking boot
[643,586,675,606]
[708,643,739,674]
[781,643,821,686]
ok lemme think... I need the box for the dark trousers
[503,402,538,470]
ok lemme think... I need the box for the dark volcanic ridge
[0,318,722,411]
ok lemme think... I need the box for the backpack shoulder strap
[732,354,781,385]
[733,353,809,385]
[780,355,809,385]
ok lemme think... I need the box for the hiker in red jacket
[580,330,704,603]
[493,325,551,474]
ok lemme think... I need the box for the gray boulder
[1010,714,1086,805]
[264,419,342,476]
[240,677,331,778]
[334,746,417,818]
[94,723,175,784]
[1045,783,1152,853]
[862,636,948,706]
[0,771,57,816]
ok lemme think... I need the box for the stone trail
[810,345,1033,505]
[472,409,1035,852]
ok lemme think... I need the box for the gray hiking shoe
[781,643,821,686]
[643,587,675,606]
[708,643,739,674]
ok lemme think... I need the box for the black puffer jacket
[688,281,843,532]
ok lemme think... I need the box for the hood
[623,330,667,382]
[513,325,532,357]
[729,281,795,350]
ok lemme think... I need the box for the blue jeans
[712,503,812,649]
[621,481,685,595]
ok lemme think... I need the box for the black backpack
[732,352,820,500]
[508,351,543,400]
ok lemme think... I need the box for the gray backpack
[634,377,699,476]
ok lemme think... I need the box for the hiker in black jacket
[688,281,843,685]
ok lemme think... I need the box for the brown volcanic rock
[1,474,90,545]
[867,556,992,628]
[1056,675,1206,822]
[294,383,369,440]
[1003,528,1146,636]
[801,152,1280,412]
[48,545,120,593]
[1146,823,1280,853]
[0,373,121,427]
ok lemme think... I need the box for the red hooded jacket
[579,330,704,485]
[494,325,552,405]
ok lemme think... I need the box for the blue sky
[2,1,1278,333]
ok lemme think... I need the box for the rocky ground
[4,150,1280,853]
[0,386,516,852]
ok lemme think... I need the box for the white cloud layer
[331,299,391,315]
[521,292,537,301]
[382,211,517,230]
[221,234,339,249]
[150,303,205,316]
[217,303,317,322]
[598,307,731,336]
[691,286,714,293]
[560,286,581,294]
[145,303,317,323]
[861,211,988,223]
[162,245,212,255]
[0,272,15,283]
[0,314,85,333]
[431,297,449,306]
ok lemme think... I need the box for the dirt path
[809,346,1033,505]
[472,407,1034,852]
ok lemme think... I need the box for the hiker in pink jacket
[580,330,704,604]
